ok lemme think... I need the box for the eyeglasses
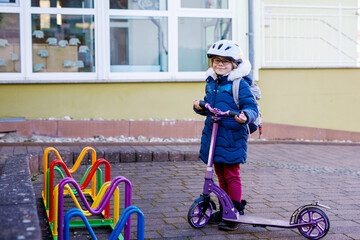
[212,58,232,65]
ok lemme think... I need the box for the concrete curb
[0,154,41,240]
[1,138,360,147]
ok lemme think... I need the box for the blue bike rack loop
[63,206,145,240]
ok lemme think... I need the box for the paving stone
[93,146,106,159]
[169,151,184,161]
[53,147,74,166]
[104,149,120,163]
[28,154,39,175]
[119,146,136,163]
[153,150,169,162]
[72,146,92,165]
[184,151,199,161]
[131,146,153,162]
[1,146,13,155]
[26,146,43,155]
[2,142,360,239]
[13,146,28,155]
[0,203,41,240]
[14,146,27,155]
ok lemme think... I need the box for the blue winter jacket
[194,60,259,164]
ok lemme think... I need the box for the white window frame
[260,3,360,68]
[0,0,235,83]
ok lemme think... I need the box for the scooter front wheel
[187,198,213,228]
[296,207,330,240]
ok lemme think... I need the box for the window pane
[31,14,95,72]
[0,13,20,72]
[181,0,228,9]
[178,17,231,71]
[110,16,168,72]
[263,5,360,68]
[110,0,167,10]
[0,0,17,5]
[31,0,94,8]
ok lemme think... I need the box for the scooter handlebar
[228,111,238,117]
[199,101,239,118]
[199,101,206,108]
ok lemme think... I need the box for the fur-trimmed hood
[205,58,252,82]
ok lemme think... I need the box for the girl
[193,39,259,231]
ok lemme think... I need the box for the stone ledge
[0,120,204,139]
[2,120,360,142]
[0,155,41,240]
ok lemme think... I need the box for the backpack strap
[232,78,263,138]
[232,78,251,134]
[232,78,241,109]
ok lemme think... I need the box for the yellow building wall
[1,68,360,133]
[258,68,360,132]
[0,82,204,120]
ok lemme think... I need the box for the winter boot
[234,199,247,215]
[208,202,223,224]
[218,200,247,231]
[207,211,222,224]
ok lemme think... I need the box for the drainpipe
[248,0,254,79]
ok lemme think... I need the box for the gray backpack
[232,79,262,137]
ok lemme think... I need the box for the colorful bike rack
[63,206,144,240]
[42,147,139,240]
[56,176,132,240]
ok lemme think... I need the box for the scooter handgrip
[229,111,238,117]
[199,101,206,108]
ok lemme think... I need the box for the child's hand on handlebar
[235,111,247,124]
[193,100,203,110]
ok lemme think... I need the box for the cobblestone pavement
[28,143,360,239]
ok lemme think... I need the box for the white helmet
[207,40,243,64]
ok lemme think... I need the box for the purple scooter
[188,102,330,240]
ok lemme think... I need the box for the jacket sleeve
[193,82,210,116]
[193,105,208,116]
[237,79,259,124]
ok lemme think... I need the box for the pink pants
[214,163,242,202]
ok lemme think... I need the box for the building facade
[1,0,360,141]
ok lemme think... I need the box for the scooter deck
[223,215,297,229]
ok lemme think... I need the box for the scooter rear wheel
[187,198,213,228]
[296,207,330,240]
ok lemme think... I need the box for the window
[31,14,95,73]
[262,4,360,68]
[0,12,20,72]
[0,0,237,82]
[178,17,231,71]
[177,0,232,72]
[108,0,169,76]
[0,0,18,6]
[110,0,167,10]
[181,0,228,9]
[31,0,94,8]
[110,16,168,72]
[30,0,95,73]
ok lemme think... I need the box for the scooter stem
[203,118,239,221]
[205,120,219,179]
